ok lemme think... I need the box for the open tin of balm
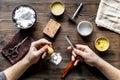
[95,37,109,52]
[77,21,93,36]
[50,2,65,16]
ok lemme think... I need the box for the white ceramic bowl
[77,21,93,36]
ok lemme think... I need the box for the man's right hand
[68,44,102,67]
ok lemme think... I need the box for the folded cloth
[95,0,120,34]
[1,31,34,64]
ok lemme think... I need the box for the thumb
[74,49,85,58]
[36,45,48,56]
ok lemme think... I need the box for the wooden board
[0,0,120,80]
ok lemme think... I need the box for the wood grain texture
[0,0,120,80]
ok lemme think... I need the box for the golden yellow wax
[95,38,109,51]
[51,2,64,16]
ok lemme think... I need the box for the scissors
[6,36,28,58]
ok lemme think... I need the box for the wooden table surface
[0,0,120,80]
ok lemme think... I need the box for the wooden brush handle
[61,61,74,78]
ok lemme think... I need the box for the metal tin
[95,37,110,52]
[50,2,65,16]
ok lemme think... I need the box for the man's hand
[68,44,101,67]
[24,38,51,65]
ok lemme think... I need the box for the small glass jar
[50,52,62,65]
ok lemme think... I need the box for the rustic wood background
[0,0,120,80]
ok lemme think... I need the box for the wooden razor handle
[61,61,75,78]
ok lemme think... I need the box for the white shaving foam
[14,6,35,29]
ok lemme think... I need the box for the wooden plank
[0,0,120,80]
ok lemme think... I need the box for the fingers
[74,59,80,66]
[74,49,86,58]
[72,51,77,56]
[71,55,75,61]
[75,44,86,51]
[36,45,48,56]
[42,52,47,59]
[72,55,79,66]
[68,44,87,51]
[32,38,51,47]
[72,50,84,66]
[67,46,72,50]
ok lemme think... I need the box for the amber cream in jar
[95,37,109,52]
[50,2,65,16]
